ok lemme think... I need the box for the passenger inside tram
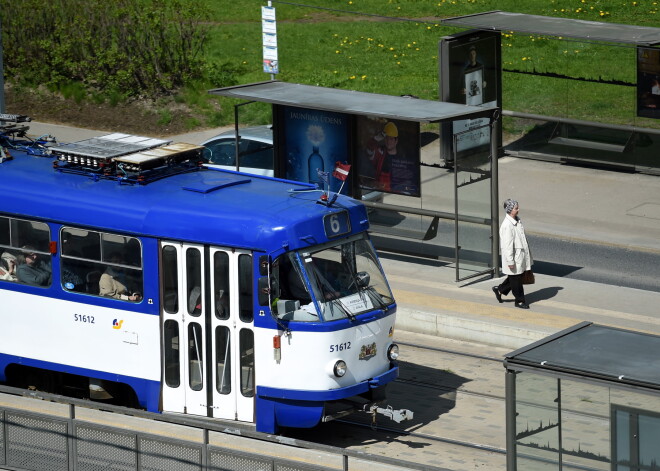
[17,245,52,286]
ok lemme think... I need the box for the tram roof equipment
[1,141,367,254]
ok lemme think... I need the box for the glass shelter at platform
[210,81,500,282]
[505,322,660,471]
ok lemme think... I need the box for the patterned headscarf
[503,199,518,214]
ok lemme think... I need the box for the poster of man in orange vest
[357,117,420,197]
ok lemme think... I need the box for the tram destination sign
[323,211,351,238]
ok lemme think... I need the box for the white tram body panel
[254,316,396,391]
[0,290,160,382]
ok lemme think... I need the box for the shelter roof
[506,322,660,391]
[209,81,496,123]
[442,10,660,46]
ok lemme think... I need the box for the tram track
[336,417,507,455]
[396,340,504,364]
[396,339,611,422]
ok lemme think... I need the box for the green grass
[180,0,660,129]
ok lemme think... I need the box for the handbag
[521,270,535,285]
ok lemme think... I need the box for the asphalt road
[530,233,660,293]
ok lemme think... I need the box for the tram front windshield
[272,235,394,322]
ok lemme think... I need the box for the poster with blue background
[282,106,350,194]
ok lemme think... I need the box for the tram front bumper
[254,364,399,432]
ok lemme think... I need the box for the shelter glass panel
[454,124,493,281]
[560,379,610,470]
[515,371,560,470]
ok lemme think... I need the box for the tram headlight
[387,343,399,361]
[333,360,347,377]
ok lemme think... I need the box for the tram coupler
[363,403,414,423]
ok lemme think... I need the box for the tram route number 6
[323,210,350,238]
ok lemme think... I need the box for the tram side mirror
[259,255,270,276]
[356,271,370,289]
[258,276,279,306]
[258,277,270,306]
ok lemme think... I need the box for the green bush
[1,0,210,98]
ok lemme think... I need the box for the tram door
[160,242,255,423]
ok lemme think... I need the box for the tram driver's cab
[268,234,394,322]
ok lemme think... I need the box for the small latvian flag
[332,162,351,181]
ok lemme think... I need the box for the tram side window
[163,320,180,388]
[161,246,179,313]
[238,254,253,323]
[186,248,202,316]
[213,251,230,320]
[60,227,143,301]
[0,216,51,287]
[239,328,255,398]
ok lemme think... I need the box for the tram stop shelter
[504,322,660,471]
[441,11,660,175]
[210,81,500,282]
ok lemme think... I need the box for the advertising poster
[439,30,501,161]
[356,116,420,197]
[637,46,660,119]
[280,106,350,194]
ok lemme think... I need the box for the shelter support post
[491,111,500,277]
[505,368,517,471]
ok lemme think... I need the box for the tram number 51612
[74,314,95,324]
[329,342,351,353]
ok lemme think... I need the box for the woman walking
[492,199,533,309]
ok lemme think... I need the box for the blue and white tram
[0,132,403,433]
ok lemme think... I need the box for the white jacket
[499,215,533,275]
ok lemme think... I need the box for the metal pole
[0,15,6,113]
[491,110,501,277]
[234,104,240,172]
[505,369,517,471]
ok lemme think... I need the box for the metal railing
[0,384,445,471]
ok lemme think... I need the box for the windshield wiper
[360,285,387,311]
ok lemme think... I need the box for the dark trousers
[498,274,525,303]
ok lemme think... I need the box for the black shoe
[492,286,503,303]
[515,302,530,309]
